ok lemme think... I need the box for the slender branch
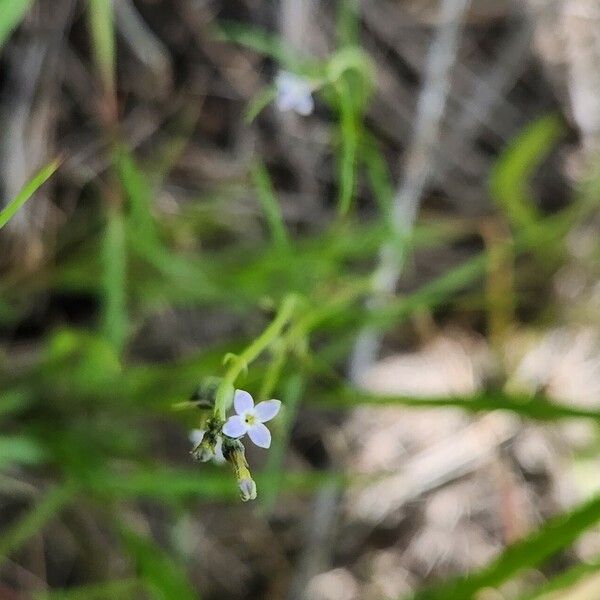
[350,0,472,381]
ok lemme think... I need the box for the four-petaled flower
[275,71,314,116]
[222,390,281,448]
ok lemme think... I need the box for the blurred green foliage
[0,2,599,599]
[0,0,33,48]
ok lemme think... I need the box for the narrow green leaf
[245,85,277,123]
[119,528,196,600]
[490,114,565,231]
[408,493,600,600]
[518,560,600,600]
[87,0,116,95]
[114,145,159,246]
[372,253,488,329]
[214,21,301,70]
[251,162,289,248]
[0,158,60,229]
[0,485,72,567]
[361,133,393,215]
[336,0,359,47]
[320,387,600,423]
[100,208,127,351]
[91,467,236,501]
[337,76,358,215]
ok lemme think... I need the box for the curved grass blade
[518,560,600,600]
[119,528,196,600]
[0,485,72,568]
[407,493,600,600]
[0,158,60,230]
[245,85,277,123]
[251,161,289,248]
[490,114,565,231]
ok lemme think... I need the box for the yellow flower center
[244,413,256,426]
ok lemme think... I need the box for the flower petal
[254,399,281,423]
[222,415,248,438]
[213,437,226,464]
[248,422,271,448]
[294,93,314,116]
[275,71,296,91]
[189,429,205,446]
[234,389,254,415]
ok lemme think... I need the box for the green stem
[326,47,371,84]
[214,294,298,420]
[258,341,287,401]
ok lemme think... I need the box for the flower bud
[223,439,257,501]
[238,478,257,502]
[191,436,215,462]
[190,423,222,463]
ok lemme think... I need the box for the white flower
[275,71,314,116]
[222,390,281,448]
[189,429,225,463]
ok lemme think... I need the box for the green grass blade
[87,0,116,96]
[373,253,488,329]
[114,145,159,246]
[490,114,565,231]
[0,485,72,568]
[336,0,359,47]
[0,0,32,48]
[320,387,600,423]
[244,85,277,123]
[518,560,600,600]
[336,76,358,215]
[0,158,60,229]
[251,161,289,248]
[87,464,344,503]
[100,208,127,351]
[119,528,197,600]
[361,133,393,216]
[408,493,600,600]
[214,20,301,70]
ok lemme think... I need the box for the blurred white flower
[222,389,281,448]
[275,71,314,116]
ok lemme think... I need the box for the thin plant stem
[214,294,299,420]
